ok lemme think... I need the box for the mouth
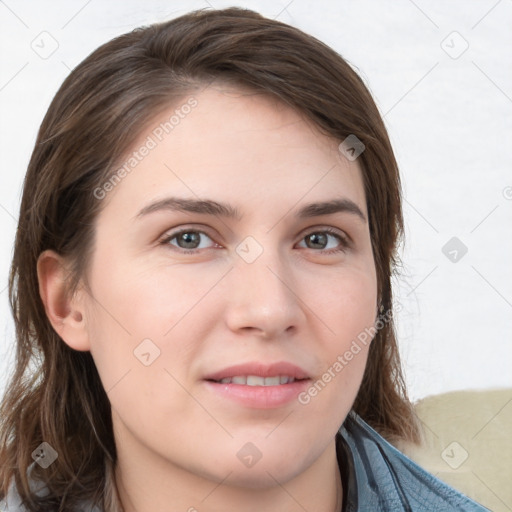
[203,361,311,409]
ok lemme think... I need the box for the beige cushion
[396,388,512,512]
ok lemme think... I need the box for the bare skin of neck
[114,438,343,512]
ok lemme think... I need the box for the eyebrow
[136,197,366,223]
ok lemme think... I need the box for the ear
[37,249,91,351]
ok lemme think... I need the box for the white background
[0,0,511,401]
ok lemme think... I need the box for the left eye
[296,229,348,253]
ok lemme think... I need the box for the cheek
[86,249,216,346]
[318,262,378,337]
[307,264,377,397]
[84,255,226,396]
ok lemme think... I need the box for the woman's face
[81,85,377,490]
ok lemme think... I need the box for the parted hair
[0,7,419,511]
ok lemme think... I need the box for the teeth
[246,375,264,386]
[262,376,280,386]
[217,375,296,386]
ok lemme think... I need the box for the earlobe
[37,250,91,351]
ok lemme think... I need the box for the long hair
[0,7,419,511]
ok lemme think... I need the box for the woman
[0,7,488,511]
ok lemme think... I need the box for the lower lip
[204,379,311,409]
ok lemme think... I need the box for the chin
[185,444,308,491]
[222,463,304,490]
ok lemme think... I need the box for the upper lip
[204,361,311,381]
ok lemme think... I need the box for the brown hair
[0,7,419,511]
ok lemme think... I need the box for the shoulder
[337,411,490,512]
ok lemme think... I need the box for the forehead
[99,84,367,218]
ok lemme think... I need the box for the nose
[223,246,305,340]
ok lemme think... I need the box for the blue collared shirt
[336,411,489,511]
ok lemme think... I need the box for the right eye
[160,229,219,254]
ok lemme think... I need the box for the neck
[114,437,342,512]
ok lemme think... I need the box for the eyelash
[160,227,350,255]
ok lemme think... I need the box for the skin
[38,84,378,512]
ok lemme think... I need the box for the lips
[203,361,311,408]
[204,361,310,383]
